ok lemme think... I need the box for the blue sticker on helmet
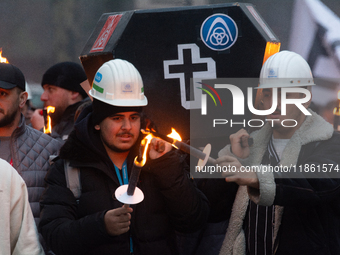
[94,72,102,83]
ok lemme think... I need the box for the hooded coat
[39,105,209,255]
[217,110,340,255]
[50,97,90,141]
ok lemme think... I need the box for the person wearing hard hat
[205,51,340,255]
[39,59,209,255]
[39,61,90,140]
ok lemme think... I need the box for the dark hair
[74,100,92,122]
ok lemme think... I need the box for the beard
[0,108,18,128]
[49,108,64,126]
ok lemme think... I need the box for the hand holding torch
[141,128,253,170]
[115,134,153,207]
[141,128,215,169]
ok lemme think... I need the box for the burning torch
[142,128,254,170]
[141,128,215,169]
[43,106,55,134]
[0,49,9,63]
[115,134,153,207]
[333,90,340,131]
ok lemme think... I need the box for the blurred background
[0,0,339,119]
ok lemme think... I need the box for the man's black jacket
[39,105,209,255]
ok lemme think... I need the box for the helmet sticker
[122,83,133,93]
[268,68,278,78]
[94,72,103,83]
[93,83,104,93]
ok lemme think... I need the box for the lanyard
[114,160,128,186]
[113,160,133,253]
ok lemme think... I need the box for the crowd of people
[0,50,339,255]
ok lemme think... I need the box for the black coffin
[80,3,280,158]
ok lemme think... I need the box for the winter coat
[39,105,209,255]
[50,98,90,141]
[0,158,44,255]
[217,110,340,255]
[10,114,62,225]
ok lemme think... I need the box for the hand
[229,129,250,159]
[148,138,172,159]
[30,109,45,130]
[104,206,133,236]
[215,155,259,189]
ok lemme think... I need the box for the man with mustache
[0,63,62,252]
[39,59,209,255]
[203,51,340,255]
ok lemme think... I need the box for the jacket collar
[11,113,26,140]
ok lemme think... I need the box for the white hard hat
[89,59,148,106]
[257,50,315,89]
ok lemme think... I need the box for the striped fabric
[244,137,279,255]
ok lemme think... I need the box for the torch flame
[43,106,55,134]
[334,107,340,116]
[135,134,153,167]
[0,49,9,63]
[334,90,340,116]
[140,127,182,150]
[167,128,182,141]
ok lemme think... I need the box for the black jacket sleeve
[274,133,340,207]
[144,150,210,233]
[39,159,116,255]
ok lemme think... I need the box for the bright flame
[43,106,55,134]
[167,128,182,141]
[46,106,55,114]
[135,134,153,167]
[334,90,340,116]
[140,127,182,149]
[262,42,281,65]
[0,49,9,63]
